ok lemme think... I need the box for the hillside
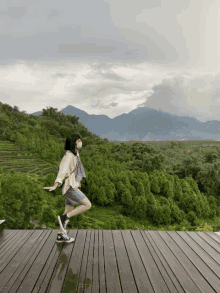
[0,103,220,233]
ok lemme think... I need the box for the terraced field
[0,141,59,185]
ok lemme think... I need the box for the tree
[105,183,115,206]
[195,163,220,197]
[142,176,151,196]
[179,193,190,213]
[136,181,145,197]
[186,211,199,226]
[1,173,44,229]
[150,176,160,194]
[163,180,174,199]
[0,112,11,137]
[174,182,183,202]
[171,204,185,224]
[207,195,218,219]
[96,186,108,207]
[121,188,133,209]
[153,205,172,226]
[132,196,147,220]
[88,183,99,204]
[180,179,191,195]
[116,181,127,203]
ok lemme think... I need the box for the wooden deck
[0,229,220,293]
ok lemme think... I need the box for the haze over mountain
[29,105,220,141]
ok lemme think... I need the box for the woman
[43,133,92,243]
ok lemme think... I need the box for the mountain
[29,105,220,141]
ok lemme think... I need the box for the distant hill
[29,105,220,141]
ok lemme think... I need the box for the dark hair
[64,132,81,156]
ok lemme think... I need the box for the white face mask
[76,140,82,148]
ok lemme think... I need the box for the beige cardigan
[54,150,81,195]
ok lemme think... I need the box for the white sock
[58,229,66,234]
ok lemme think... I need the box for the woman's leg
[58,205,74,234]
[66,197,92,218]
[64,205,74,215]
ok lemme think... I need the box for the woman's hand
[43,184,57,192]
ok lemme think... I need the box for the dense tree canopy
[0,102,220,231]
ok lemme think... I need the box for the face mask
[76,141,82,148]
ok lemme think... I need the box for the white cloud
[0,0,220,122]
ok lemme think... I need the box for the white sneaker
[56,232,74,243]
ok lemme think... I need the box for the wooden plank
[98,229,107,293]
[77,230,92,287]
[121,230,154,292]
[0,230,22,255]
[0,229,11,238]
[103,230,122,293]
[206,232,220,244]
[77,284,99,293]
[67,230,93,293]
[169,231,219,292]
[112,230,138,293]
[0,230,47,293]
[187,232,220,261]
[38,229,78,293]
[0,229,17,248]
[37,230,78,293]
[131,230,170,293]
[85,230,99,293]
[171,231,219,292]
[0,230,32,270]
[8,230,57,293]
[0,229,220,292]
[148,230,202,292]
[142,230,184,292]
[195,232,220,254]
[32,230,71,293]
[84,230,95,292]
[92,230,99,286]
[138,231,178,292]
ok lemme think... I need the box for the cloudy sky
[1,0,220,121]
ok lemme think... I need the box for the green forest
[1,102,220,233]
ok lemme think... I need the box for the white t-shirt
[74,181,80,189]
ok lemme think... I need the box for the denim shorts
[64,186,86,207]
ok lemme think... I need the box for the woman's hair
[64,132,81,156]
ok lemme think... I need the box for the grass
[82,202,218,232]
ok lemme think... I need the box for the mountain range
[29,105,220,141]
